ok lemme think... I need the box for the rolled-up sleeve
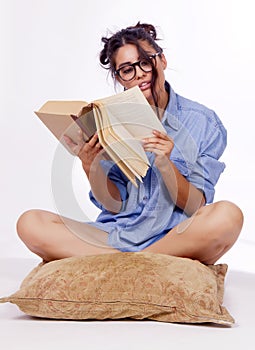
[188,120,227,203]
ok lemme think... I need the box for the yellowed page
[102,128,147,181]
[94,86,166,139]
[94,103,148,180]
[93,107,138,186]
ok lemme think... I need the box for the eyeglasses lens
[118,59,153,81]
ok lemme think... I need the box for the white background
[1,0,254,268]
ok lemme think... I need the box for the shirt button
[143,196,148,201]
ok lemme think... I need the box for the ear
[160,53,167,70]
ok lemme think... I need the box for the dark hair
[99,22,163,107]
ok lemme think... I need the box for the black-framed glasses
[114,52,161,82]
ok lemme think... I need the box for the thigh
[144,203,218,257]
[18,209,110,249]
[145,201,242,263]
[41,209,110,248]
[58,215,110,248]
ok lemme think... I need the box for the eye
[121,66,134,75]
[140,60,152,68]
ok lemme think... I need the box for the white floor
[1,240,255,350]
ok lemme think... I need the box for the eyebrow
[118,61,133,69]
[117,52,155,70]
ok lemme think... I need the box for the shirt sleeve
[188,118,227,203]
[89,160,129,210]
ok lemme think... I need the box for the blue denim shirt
[88,83,227,252]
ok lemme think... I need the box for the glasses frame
[114,52,161,82]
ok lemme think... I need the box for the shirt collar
[161,81,179,131]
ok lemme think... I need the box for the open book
[35,86,166,186]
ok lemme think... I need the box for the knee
[206,200,244,246]
[16,209,43,244]
[215,200,243,233]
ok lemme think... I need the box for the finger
[87,133,99,147]
[152,129,169,139]
[144,143,167,151]
[143,137,167,146]
[143,137,159,144]
[95,141,103,150]
[143,147,162,155]
[152,130,174,144]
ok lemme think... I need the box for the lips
[138,81,151,91]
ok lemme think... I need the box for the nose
[135,65,146,78]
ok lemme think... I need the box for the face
[114,42,167,105]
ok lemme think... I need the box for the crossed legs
[17,200,243,264]
[145,200,243,264]
[16,210,117,261]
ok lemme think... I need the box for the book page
[93,107,138,186]
[94,102,148,179]
[94,86,166,139]
[94,102,149,163]
[103,128,147,181]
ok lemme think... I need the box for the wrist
[82,162,92,178]
[155,155,172,171]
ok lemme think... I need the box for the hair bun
[127,21,158,40]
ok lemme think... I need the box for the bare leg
[17,200,243,264]
[16,209,118,262]
[144,200,244,264]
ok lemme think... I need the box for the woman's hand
[143,130,174,168]
[63,131,102,175]
[64,131,121,212]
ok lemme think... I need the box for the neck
[150,87,169,120]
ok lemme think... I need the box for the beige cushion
[0,252,234,325]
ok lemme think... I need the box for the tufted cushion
[0,252,234,325]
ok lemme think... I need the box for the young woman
[17,22,243,264]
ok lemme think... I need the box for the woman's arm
[64,132,122,214]
[143,130,205,216]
